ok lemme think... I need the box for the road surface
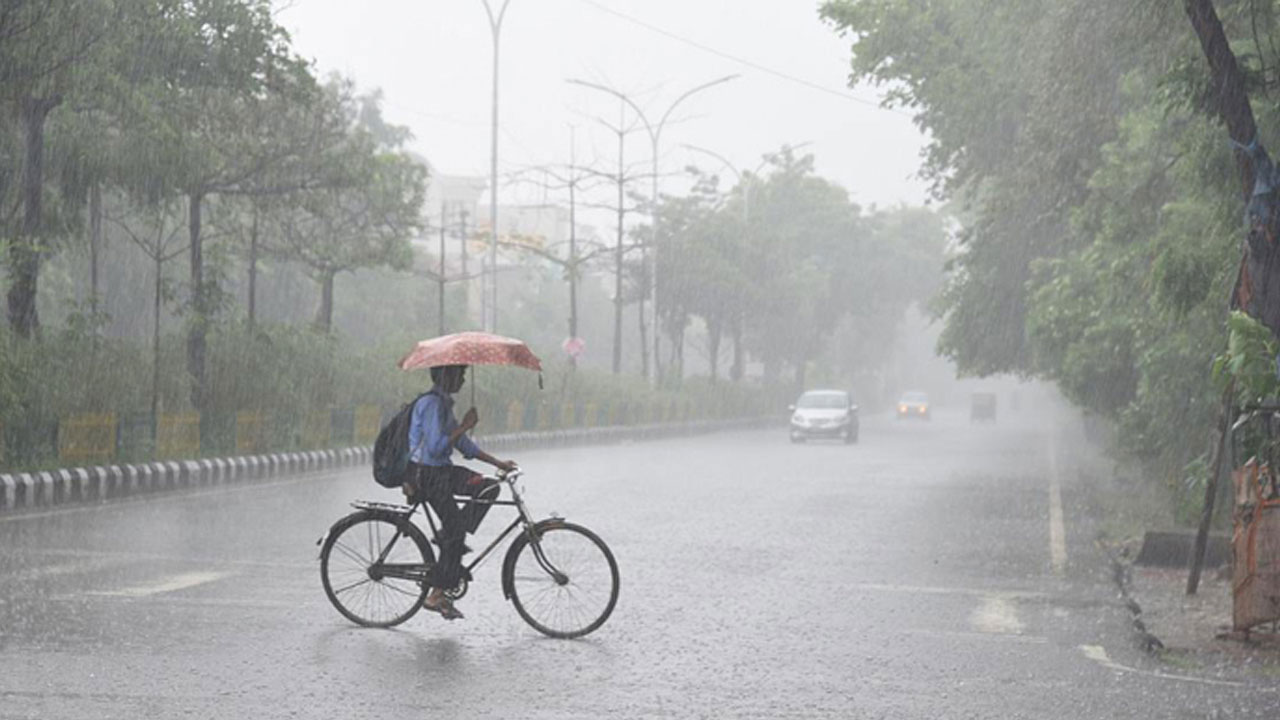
[0,408,1273,718]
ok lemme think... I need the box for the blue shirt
[407,387,481,466]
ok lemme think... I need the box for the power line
[575,0,909,116]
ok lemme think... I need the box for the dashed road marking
[8,547,312,571]
[855,582,1043,599]
[1048,433,1067,574]
[971,593,1025,635]
[86,570,234,598]
[1078,645,1245,688]
[903,628,1047,644]
[3,556,136,584]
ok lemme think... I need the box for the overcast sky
[278,0,930,216]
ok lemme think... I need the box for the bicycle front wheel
[320,511,431,628]
[505,522,619,639]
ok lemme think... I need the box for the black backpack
[372,392,428,488]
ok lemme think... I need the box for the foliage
[651,150,946,388]
[819,0,1275,497]
[1213,311,1280,403]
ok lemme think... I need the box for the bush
[0,321,782,471]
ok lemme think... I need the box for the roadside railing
[0,394,770,473]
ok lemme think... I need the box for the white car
[790,390,859,444]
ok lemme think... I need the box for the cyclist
[405,363,516,620]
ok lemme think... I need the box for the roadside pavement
[1124,559,1280,683]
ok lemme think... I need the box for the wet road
[1,409,1275,718]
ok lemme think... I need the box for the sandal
[422,596,465,621]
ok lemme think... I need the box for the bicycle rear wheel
[320,511,432,628]
[505,522,619,638]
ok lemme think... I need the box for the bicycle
[317,467,620,639]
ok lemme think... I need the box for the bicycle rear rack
[351,500,415,516]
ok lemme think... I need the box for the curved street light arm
[566,78,654,136]
[654,74,740,140]
[682,144,744,182]
[481,0,512,30]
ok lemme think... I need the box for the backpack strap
[407,391,436,463]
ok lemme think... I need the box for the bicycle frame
[359,469,568,587]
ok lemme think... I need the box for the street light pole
[482,0,512,332]
[567,75,737,384]
[682,142,815,225]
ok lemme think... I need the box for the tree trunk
[638,294,648,380]
[1182,0,1261,595]
[247,201,259,331]
[567,172,578,369]
[1188,379,1235,594]
[1184,0,1258,196]
[675,318,685,383]
[708,317,722,384]
[612,129,626,375]
[152,252,163,448]
[1182,0,1280,332]
[89,182,102,315]
[6,95,60,339]
[730,314,744,381]
[186,191,206,413]
[763,356,780,384]
[315,269,336,333]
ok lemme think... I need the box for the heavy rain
[1,0,1278,717]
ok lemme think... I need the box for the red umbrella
[398,331,542,373]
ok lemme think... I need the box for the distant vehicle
[970,392,997,423]
[897,391,930,421]
[790,390,859,444]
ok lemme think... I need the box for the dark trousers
[408,463,499,590]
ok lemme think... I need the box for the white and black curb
[0,417,775,513]
[0,448,374,512]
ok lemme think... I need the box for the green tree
[267,91,426,333]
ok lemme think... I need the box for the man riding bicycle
[404,364,516,620]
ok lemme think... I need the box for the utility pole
[482,0,513,333]
[567,127,579,365]
[567,75,738,384]
[459,209,469,326]
[438,201,448,335]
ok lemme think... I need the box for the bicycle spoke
[331,539,369,567]
[332,577,374,596]
[322,515,427,628]
[377,580,420,599]
[510,525,617,637]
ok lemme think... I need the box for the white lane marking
[86,570,234,598]
[4,556,136,584]
[1048,432,1067,574]
[71,595,308,610]
[903,628,1048,644]
[8,547,312,571]
[1078,645,1245,688]
[855,582,1043,599]
[971,593,1025,635]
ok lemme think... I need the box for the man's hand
[496,459,518,472]
[460,407,479,431]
